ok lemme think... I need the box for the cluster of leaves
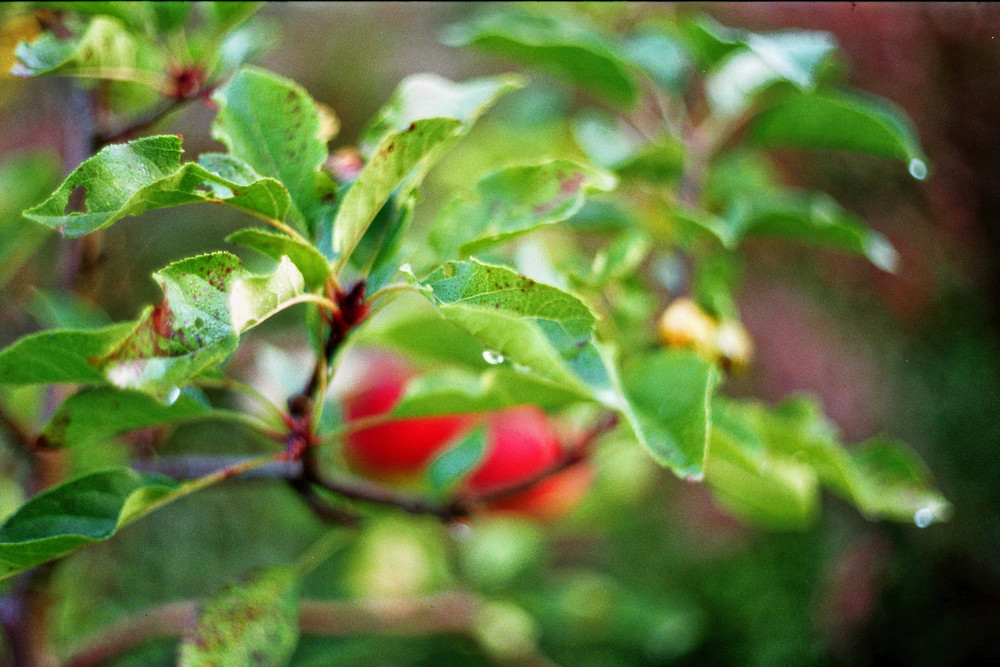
[0,3,949,665]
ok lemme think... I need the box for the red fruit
[465,406,592,521]
[342,352,592,519]
[342,351,476,476]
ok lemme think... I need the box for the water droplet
[399,263,412,274]
[908,158,928,180]
[913,506,936,528]
[864,234,900,273]
[164,386,181,406]
[449,521,473,541]
[482,350,505,365]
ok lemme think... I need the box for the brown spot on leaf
[560,171,585,195]
[151,301,174,339]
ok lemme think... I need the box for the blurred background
[1,2,999,665]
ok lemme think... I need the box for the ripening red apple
[341,351,477,476]
[463,406,592,520]
[341,350,592,518]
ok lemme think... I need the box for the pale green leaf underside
[392,366,588,418]
[23,136,290,238]
[705,30,837,117]
[417,260,640,441]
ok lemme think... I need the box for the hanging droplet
[908,158,928,181]
[482,350,505,365]
[913,506,936,528]
[164,386,181,406]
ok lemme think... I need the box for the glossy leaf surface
[0,468,179,579]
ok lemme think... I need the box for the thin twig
[92,97,189,150]
[67,592,560,667]
[64,601,198,667]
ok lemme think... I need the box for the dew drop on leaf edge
[913,506,936,528]
[164,386,181,406]
[482,350,505,365]
[908,158,928,181]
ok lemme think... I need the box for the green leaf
[352,295,496,371]
[22,136,293,237]
[572,111,684,184]
[746,91,929,174]
[443,10,639,108]
[426,426,488,497]
[149,1,192,33]
[707,397,950,527]
[360,72,525,153]
[414,261,647,453]
[226,227,331,289]
[0,152,60,287]
[331,117,461,269]
[726,190,899,272]
[211,67,333,235]
[678,15,745,68]
[705,31,836,118]
[209,15,279,78]
[419,259,604,396]
[850,438,951,526]
[204,1,263,37]
[621,25,691,91]
[178,565,301,667]
[347,193,414,283]
[27,289,113,330]
[196,153,292,223]
[431,159,617,259]
[623,350,719,479]
[101,252,304,397]
[0,468,180,579]
[12,15,165,81]
[706,422,821,530]
[28,2,157,34]
[704,154,898,270]
[0,324,133,386]
[41,386,221,448]
[392,366,587,418]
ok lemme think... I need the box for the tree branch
[64,600,197,667]
[66,592,561,667]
